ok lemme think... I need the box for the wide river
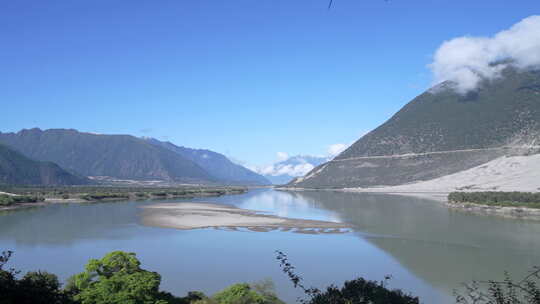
[1,189,539,303]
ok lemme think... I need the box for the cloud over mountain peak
[430,15,540,93]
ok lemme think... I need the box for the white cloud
[276,152,289,161]
[253,162,315,177]
[327,143,348,157]
[258,165,277,175]
[430,15,540,93]
[276,163,315,176]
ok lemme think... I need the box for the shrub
[151,192,168,197]
[0,251,73,304]
[213,283,266,304]
[276,251,419,304]
[455,267,540,304]
[307,278,419,304]
[81,193,129,201]
[0,194,14,206]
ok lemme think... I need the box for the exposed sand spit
[140,202,351,233]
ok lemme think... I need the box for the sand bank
[140,202,351,233]
[341,154,540,200]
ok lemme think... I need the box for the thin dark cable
[328,0,333,9]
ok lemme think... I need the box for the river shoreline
[278,186,449,201]
[445,201,540,220]
[279,187,540,220]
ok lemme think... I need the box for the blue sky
[1,1,539,166]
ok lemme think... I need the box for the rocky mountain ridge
[289,67,540,188]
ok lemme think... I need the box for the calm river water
[1,189,539,303]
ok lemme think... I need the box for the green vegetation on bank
[448,191,540,209]
[0,186,246,207]
[0,194,44,206]
[77,188,243,202]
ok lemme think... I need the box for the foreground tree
[66,251,180,304]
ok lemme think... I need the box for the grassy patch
[448,191,540,209]
[0,185,246,203]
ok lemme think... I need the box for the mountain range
[0,143,90,186]
[143,138,270,185]
[289,66,540,189]
[0,129,269,186]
